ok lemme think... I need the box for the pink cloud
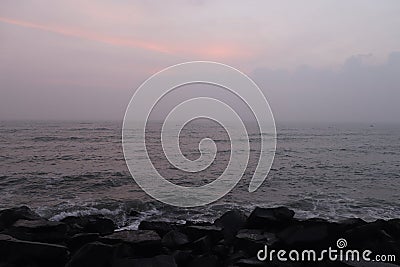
[0,16,252,62]
[0,16,171,54]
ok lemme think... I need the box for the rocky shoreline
[0,206,399,267]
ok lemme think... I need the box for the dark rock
[61,216,86,234]
[277,223,329,247]
[112,242,137,259]
[66,241,113,267]
[61,215,116,235]
[0,233,69,266]
[215,210,247,243]
[314,261,353,267]
[188,254,219,267]
[8,219,67,242]
[162,230,190,249]
[172,250,194,266]
[384,219,400,240]
[0,206,41,230]
[341,261,399,267]
[212,243,230,258]
[84,216,115,235]
[183,225,223,242]
[190,235,213,254]
[67,232,100,251]
[246,207,295,230]
[338,218,367,231]
[300,218,341,242]
[227,250,249,266]
[101,230,161,257]
[344,220,394,247]
[235,229,275,255]
[236,257,267,267]
[101,230,160,245]
[139,221,177,236]
[2,206,400,267]
[113,255,177,267]
[185,220,213,226]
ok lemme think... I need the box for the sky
[0,0,399,123]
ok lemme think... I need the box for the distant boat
[369,124,374,127]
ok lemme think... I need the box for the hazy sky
[1,1,399,122]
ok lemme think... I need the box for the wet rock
[139,221,177,236]
[0,206,41,230]
[162,230,190,249]
[61,215,116,235]
[66,241,114,267]
[8,219,67,242]
[113,255,177,267]
[246,207,295,230]
[215,210,247,243]
[0,233,69,266]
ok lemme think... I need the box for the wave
[32,136,86,142]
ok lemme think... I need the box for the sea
[1,120,399,230]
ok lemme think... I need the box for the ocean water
[1,120,399,229]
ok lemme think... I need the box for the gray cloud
[253,52,400,123]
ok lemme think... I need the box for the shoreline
[1,206,399,266]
